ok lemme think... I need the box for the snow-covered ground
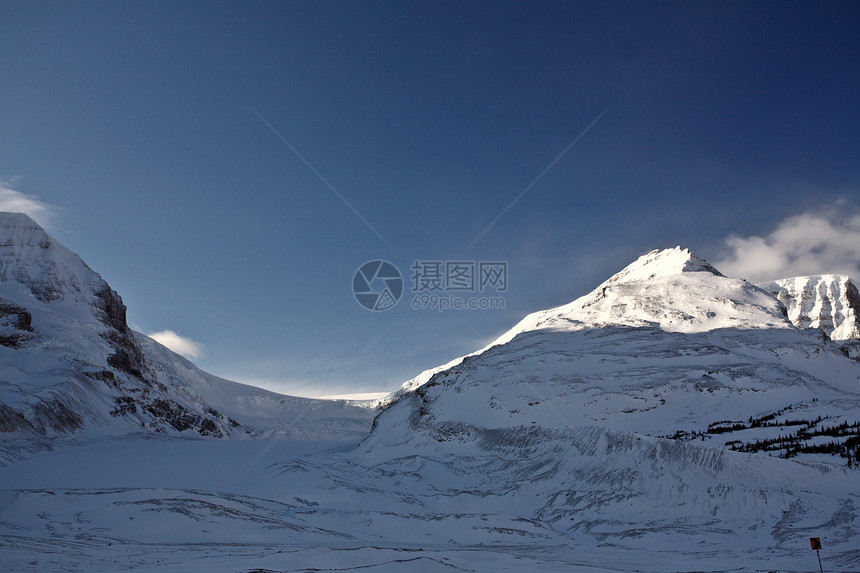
[0,436,615,572]
[1,428,857,571]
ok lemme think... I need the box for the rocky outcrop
[94,284,130,334]
[0,297,32,347]
[30,398,84,433]
[104,329,149,381]
[0,298,31,330]
[0,403,33,432]
[141,398,224,438]
[759,275,860,342]
[91,284,151,383]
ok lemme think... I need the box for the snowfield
[1,218,859,572]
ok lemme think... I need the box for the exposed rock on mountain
[0,213,376,464]
[0,297,32,347]
[760,274,860,359]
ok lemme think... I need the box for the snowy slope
[0,213,375,464]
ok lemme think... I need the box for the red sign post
[810,537,823,573]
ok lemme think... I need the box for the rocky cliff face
[758,275,860,340]
[759,275,860,359]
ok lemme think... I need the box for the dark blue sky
[2,1,859,395]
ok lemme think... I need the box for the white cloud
[0,181,57,228]
[148,330,205,360]
[714,203,860,283]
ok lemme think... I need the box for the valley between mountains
[1,213,858,572]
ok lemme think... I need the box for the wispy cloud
[714,203,860,283]
[0,180,57,228]
[148,330,205,360]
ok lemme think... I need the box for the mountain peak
[600,247,722,288]
[0,210,145,376]
[0,211,99,304]
[0,212,40,226]
[486,247,787,348]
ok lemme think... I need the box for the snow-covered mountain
[0,213,375,464]
[354,246,860,568]
[374,247,859,459]
[389,248,796,403]
[2,240,859,571]
[759,274,860,359]
[493,246,792,340]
